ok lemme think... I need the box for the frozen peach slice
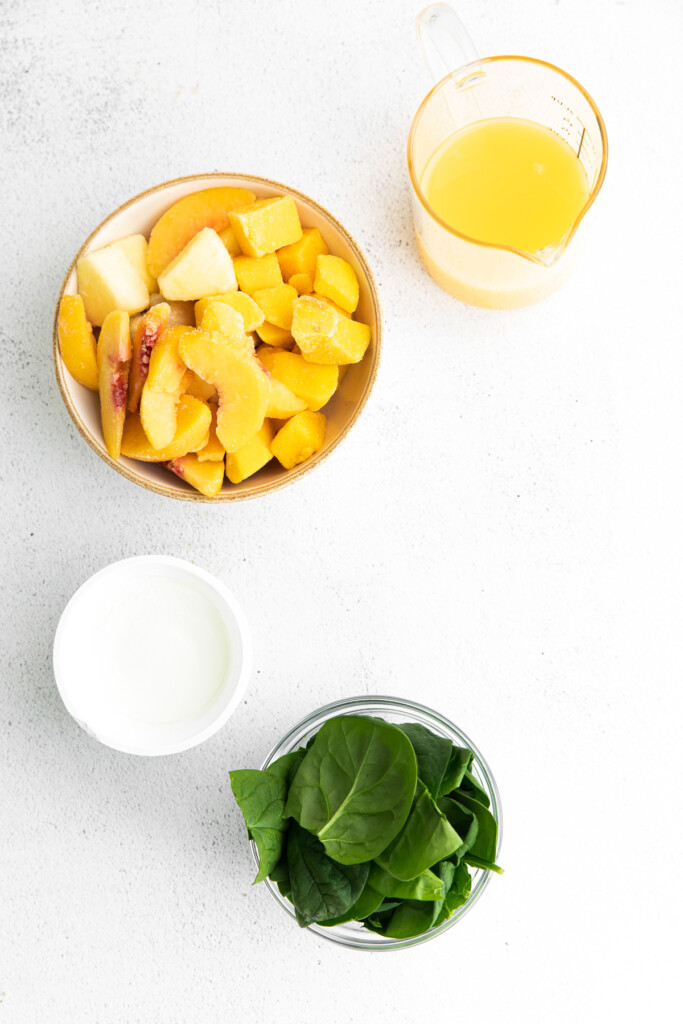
[270,411,326,470]
[157,228,237,301]
[225,421,274,484]
[58,294,98,390]
[195,292,264,333]
[167,454,224,497]
[77,245,149,327]
[253,284,297,330]
[233,253,283,294]
[229,197,302,258]
[179,330,269,453]
[257,346,338,411]
[314,254,359,313]
[139,325,191,449]
[127,303,170,412]
[277,227,328,281]
[195,301,254,357]
[97,310,131,459]
[254,321,293,347]
[196,406,225,462]
[291,295,370,365]
[182,370,217,403]
[147,186,255,279]
[265,377,307,419]
[121,395,211,461]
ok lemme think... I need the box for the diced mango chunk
[289,272,313,295]
[218,225,241,257]
[277,227,328,281]
[233,253,283,294]
[255,321,293,347]
[265,377,307,418]
[58,294,98,390]
[158,228,237,301]
[195,292,264,332]
[225,421,274,484]
[253,284,297,330]
[270,411,326,470]
[314,254,359,313]
[229,197,302,258]
[291,295,371,365]
[167,454,225,497]
[257,347,338,411]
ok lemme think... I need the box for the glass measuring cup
[408,4,608,309]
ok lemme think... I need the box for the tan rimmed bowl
[53,173,382,502]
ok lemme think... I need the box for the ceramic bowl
[53,173,382,502]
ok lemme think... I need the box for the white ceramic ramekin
[53,555,251,755]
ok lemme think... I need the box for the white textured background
[2,0,682,1020]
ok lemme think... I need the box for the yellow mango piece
[225,421,274,484]
[218,225,241,257]
[121,395,211,461]
[195,292,264,332]
[291,295,371,365]
[167,454,224,497]
[229,197,302,258]
[196,406,225,462]
[233,253,283,294]
[265,377,307,418]
[277,227,328,281]
[257,347,338,411]
[255,321,293,347]
[289,272,313,295]
[253,284,297,330]
[270,411,326,470]
[313,254,359,313]
[57,294,98,390]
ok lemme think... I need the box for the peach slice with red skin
[146,186,256,280]
[97,310,131,459]
[121,395,211,462]
[140,326,193,449]
[167,454,224,497]
[127,303,170,412]
[179,329,269,453]
[58,294,98,391]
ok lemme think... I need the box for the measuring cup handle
[416,3,479,82]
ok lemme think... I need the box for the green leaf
[229,767,290,883]
[434,860,472,926]
[452,791,502,871]
[397,722,452,798]
[438,745,474,797]
[285,715,417,865]
[368,863,445,901]
[374,778,462,880]
[457,768,490,807]
[267,749,305,786]
[438,796,479,857]
[319,883,385,927]
[382,899,440,938]
[287,822,370,927]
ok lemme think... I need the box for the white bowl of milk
[53,556,251,755]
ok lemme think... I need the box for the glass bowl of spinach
[230,696,502,950]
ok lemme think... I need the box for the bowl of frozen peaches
[53,174,381,501]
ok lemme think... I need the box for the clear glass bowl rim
[252,694,502,951]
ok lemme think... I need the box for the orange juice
[422,117,590,253]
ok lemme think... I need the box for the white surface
[53,557,250,754]
[1,0,681,1021]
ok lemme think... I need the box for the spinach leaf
[287,821,370,927]
[368,862,445,901]
[268,858,289,883]
[267,748,306,786]
[397,722,452,798]
[374,778,462,880]
[438,796,479,857]
[438,745,474,796]
[229,767,290,883]
[382,899,440,938]
[319,883,384,926]
[434,860,472,926]
[458,768,490,807]
[451,790,502,870]
[362,905,398,934]
[285,715,417,865]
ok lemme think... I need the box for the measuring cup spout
[525,238,571,268]
[416,3,479,82]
